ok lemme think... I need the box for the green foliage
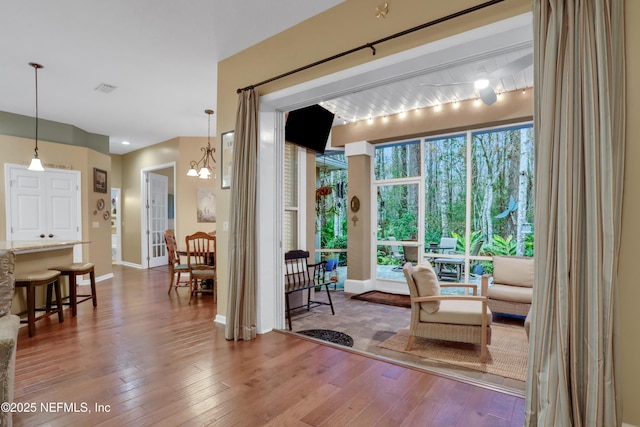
[483,234,517,256]
[377,249,397,265]
[524,233,535,257]
[450,230,485,254]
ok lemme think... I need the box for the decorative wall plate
[350,196,360,213]
[97,199,105,210]
[103,210,110,220]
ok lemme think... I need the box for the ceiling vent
[93,83,118,94]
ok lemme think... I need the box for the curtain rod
[237,0,505,94]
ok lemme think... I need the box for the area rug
[351,291,410,308]
[379,325,528,382]
[297,329,354,347]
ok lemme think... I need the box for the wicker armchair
[483,256,534,317]
[403,262,492,362]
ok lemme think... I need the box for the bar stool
[50,263,97,317]
[15,270,64,337]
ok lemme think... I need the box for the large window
[374,140,422,270]
[471,125,534,264]
[315,152,348,288]
[374,123,534,281]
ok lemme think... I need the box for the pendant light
[28,62,45,171]
[186,109,216,179]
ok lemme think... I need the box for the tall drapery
[225,89,259,341]
[526,1,625,425]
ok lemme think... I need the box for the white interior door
[147,172,168,267]
[46,170,79,240]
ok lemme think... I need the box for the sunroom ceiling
[320,44,534,125]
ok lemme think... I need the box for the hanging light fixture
[187,109,216,179]
[28,62,45,171]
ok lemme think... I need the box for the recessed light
[122,141,130,145]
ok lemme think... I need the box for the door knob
[48,234,54,238]
[39,234,45,238]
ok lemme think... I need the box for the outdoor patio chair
[403,261,492,362]
[434,239,485,281]
[433,237,462,280]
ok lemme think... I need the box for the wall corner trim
[345,141,374,157]
[344,278,375,294]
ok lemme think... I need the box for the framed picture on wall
[94,168,107,193]
[197,187,216,223]
[221,130,234,189]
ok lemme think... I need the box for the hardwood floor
[13,265,525,426]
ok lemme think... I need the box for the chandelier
[187,109,216,179]
[27,62,45,171]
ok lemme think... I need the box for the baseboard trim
[121,261,143,269]
[78,272,114,285]
[214,314,226,325]
[344,278,374,294]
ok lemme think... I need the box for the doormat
[351,291,410,308]
[296,329,354,347]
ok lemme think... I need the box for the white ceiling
[1,1,533,156]
[321,45,533,125]
[0,0,344,154]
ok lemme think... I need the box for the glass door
[373,140,423,282]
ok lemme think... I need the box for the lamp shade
[28,157,44,171]
[198,167,211,179]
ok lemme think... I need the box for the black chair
[284,250,335,330]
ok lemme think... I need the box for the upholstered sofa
[0,250,20,427]
[482,255,534,317]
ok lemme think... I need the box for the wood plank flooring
[12,265,525,426]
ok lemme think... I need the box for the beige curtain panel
[526,1,625,426]
[225,89,259,341]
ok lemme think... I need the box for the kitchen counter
[1,240,89,315]
[0,240,88,254]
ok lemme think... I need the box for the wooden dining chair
[185,231,216,304]
[164,230,189,294]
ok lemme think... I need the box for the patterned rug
[351,291,410,308]
[297,329,354,347]
[379,325,528,381]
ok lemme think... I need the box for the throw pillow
[412,262,440,313]
[493,256,534,287]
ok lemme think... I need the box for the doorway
[255,14,533,332]
[111,188,122,264]
[140,162,176,269]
